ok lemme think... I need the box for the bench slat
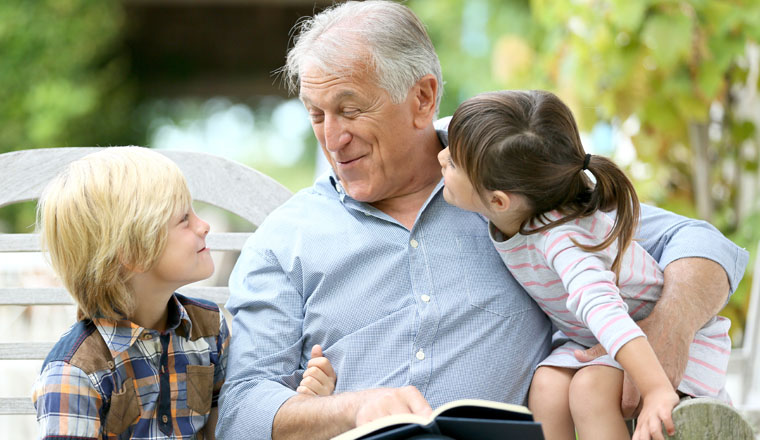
[0,232,251,252]
[0,286,230,306]
[0,397,35,415]
[0,343,54,360]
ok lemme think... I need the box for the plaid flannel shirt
[32,294,229,439]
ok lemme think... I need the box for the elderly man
[216,1,747,439]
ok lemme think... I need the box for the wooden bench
[0,147,292,419]
[1,147,756,438]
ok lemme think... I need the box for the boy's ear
[487,190,512,212]
[119,254,145,274]
[411,74,438,129]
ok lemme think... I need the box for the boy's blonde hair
[37,147,192,321]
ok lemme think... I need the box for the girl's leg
[528,366,576,440]
[569,365,629,440]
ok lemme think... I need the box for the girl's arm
[615,338,678,439]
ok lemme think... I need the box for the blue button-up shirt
[218,164,747,440]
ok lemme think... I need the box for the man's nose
[324,114,351,151]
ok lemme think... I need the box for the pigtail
[576,155,640,278]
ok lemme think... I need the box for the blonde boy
[32,147,228,439]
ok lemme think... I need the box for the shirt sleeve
[543,227,645,360]
[637,203,749,295]
[212,312,230,408]
[215,242,301,440]
[32,360,103,440]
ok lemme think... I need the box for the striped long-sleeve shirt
[491,209,733,399]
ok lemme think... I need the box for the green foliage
[0,0,135,152]
[0,0,137,232]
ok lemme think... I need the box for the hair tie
[582,153,592,170]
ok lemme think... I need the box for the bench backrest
[727,240,760,408]
[0,147,292,415]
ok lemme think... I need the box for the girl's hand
[632,387,679,440]
[297,344,337,396]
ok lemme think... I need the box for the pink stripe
[569,281,614,301]
[629,301,648,317]
[703,332,729,340]
[524,279,563,288]
[500,244,539,254]
[609,328,642,354]
[633,284,654,299]
[597,314,627,340]
[620,248,635,285]
[692,339,731,355]
[537,293,569,302]
[682,374,719,394]
[587,301,620,322]
[508,262,550,271]
[590,216,597,233]
[688,356,726,374]
[574,218,580,225]
[560,256,587,277]
[546,232,596,256]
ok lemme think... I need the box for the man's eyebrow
[300,90,359,107]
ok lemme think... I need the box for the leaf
[641,12,693,71]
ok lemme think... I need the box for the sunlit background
[1,0,759,436]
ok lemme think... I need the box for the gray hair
[282,0,443,113]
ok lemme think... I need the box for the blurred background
[1,0,759,436]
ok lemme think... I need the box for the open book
[331,398,544,440]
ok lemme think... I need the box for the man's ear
[411,74,438,129]
[488,190,512,213]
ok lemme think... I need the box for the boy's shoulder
[42,320,111,375]
[175,293,222,340]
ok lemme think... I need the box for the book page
[331,399,533,440]
[433,398,532,418]
[331,413,429,440]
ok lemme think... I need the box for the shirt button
[410,239,419,248]
[142,333,152,340]
[106,361,115,369]
[421,295,431,303]
[162,415,168,423]
[415,349,425,360]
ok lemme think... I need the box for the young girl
[437,90,731,440]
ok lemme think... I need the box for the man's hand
[576,257,730,418]
[297,345,337,396]
[355,386,433,426]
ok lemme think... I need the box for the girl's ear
[488,190,511,213]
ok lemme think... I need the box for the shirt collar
[93,293,192,357]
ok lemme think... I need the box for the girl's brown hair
[448,90,640,276]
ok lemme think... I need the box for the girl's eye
[448,157,456,168]
[182,213,189,223]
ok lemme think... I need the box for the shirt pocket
[105,379,141,435]
[456,234,532,318]
[186,364,214,415]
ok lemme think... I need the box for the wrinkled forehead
[298,61,379,105]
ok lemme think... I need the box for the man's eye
[310,113,324,123]
[342,109,360,117]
